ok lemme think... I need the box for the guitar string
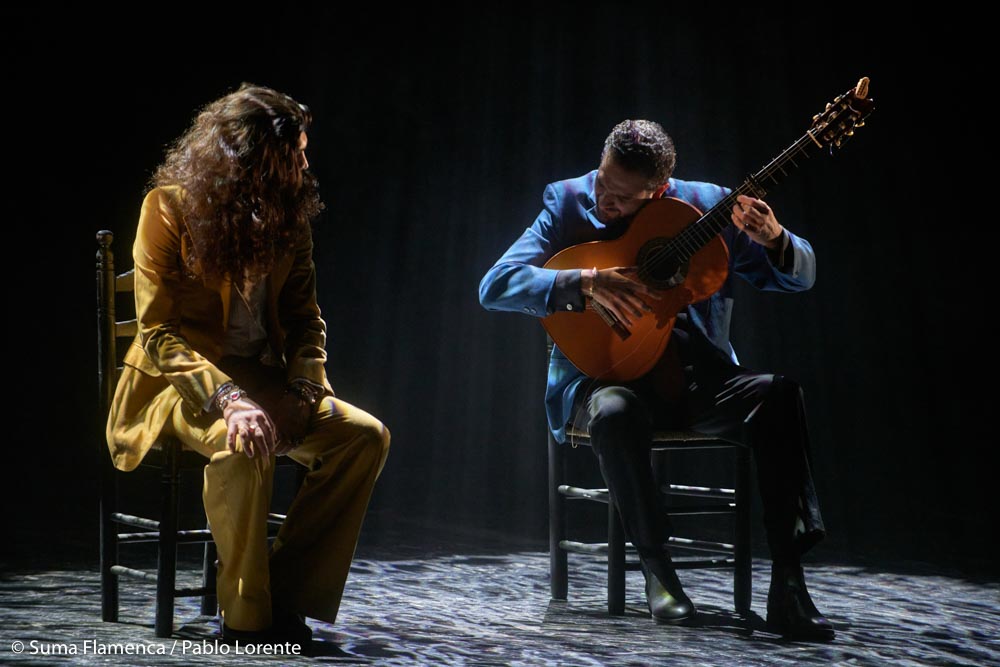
[641,94,863,274]
[638,132,817,277]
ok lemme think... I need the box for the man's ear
[652,182,669,199]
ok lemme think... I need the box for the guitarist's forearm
[549,269,586,314]
[767,231,816,291]
[765,229,792,268]
[479,262,565,317]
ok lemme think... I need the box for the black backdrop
[6,7,990,573]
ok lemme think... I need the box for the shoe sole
[651,610,697,625]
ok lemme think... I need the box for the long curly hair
[151,83,324,287]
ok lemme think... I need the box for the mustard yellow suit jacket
[106,186,334,471]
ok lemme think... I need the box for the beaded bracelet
[213,382,247,413]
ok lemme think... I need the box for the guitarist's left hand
[732,195,783,249]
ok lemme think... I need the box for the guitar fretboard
[670,131,821,262]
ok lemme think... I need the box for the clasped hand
[223,393,312,458]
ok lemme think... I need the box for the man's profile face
[593,155,660,224]
[293,131,309,188]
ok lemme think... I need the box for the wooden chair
[96,230,300,637]
[546,353,752,617]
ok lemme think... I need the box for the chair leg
[734,446,752,616]
[607,499,626,616]
[201,535,218,616]
[100,461,119,622]
[155,443,180,638]
[548,432,568,601]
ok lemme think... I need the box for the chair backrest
[96,231,138,418]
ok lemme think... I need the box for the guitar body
[542,197,729,381]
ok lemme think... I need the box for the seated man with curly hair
[107,83,390,646]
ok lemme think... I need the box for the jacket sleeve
[479,183,585,316]
[731,226,816,292]
[277,225,333,394]
[714,183,816,292]
[132,188,232,415]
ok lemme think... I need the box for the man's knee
[347,418,390,477]
[352,412,389,454]
[370,422,391,466]
[314,405,390,468]
[588,386,648,442]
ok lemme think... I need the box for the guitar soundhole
[637,237,687,289]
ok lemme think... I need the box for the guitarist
[479,120,834,640]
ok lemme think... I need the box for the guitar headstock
[810,77,875,152]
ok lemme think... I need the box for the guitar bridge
[591,301,631,341]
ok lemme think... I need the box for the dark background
[5,7,990,574]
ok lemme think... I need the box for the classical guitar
[542,77,874,381]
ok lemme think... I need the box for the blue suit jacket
[479,170,816,443]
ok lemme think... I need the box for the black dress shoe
[766,563,835,641]
[221,611,312,648]
[644,563,696,624]
[272,609,312,646]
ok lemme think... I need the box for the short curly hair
[601,120,676,189]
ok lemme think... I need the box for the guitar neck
[673,131,822,262]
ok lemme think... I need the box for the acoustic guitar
[542,78,874,381]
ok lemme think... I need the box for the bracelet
[584,267,598,298]
[213,382,247,413]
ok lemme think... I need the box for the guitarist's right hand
[581,266,661,329]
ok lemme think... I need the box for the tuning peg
[846,130,854,137]
[826,103,832,110]
[856,120,865,128]
[813,114,821,122]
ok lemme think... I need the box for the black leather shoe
[272,609,312,647]
[221,611,312,649]
[644,563,696,624]
[766,564,835,641]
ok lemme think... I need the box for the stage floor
[2,547,997,666]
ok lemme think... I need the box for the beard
[595,206,637,226]
[595,195,655,226]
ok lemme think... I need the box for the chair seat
[564,425,735,447]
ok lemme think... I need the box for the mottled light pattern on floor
[2,551,997,666]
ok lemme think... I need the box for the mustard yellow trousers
[162,360,390,632]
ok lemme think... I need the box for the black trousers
[570,314,825,585]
